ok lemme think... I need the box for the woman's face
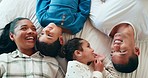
[10,19,37,50]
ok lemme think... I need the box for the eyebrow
[21,24,27,26]
[85,41,90,45]
[21,24,35,27]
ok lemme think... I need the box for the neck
[76,58,89,65]
[18,48,36,56]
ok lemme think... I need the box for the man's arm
[102,58,120,78]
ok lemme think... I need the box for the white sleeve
[92,71,103,78]
[102,58,120,78]
[65,61,83,78]
[65,61,91,78]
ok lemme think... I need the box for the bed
[0,0,148,78]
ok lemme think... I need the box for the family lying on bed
[0,19,140,78]
[0,0,147,77]
[0,17,139,78]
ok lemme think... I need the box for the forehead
[17,19,32,24]
[16,19,34,27]
[44,23,56,28]
[81,40,89,45]
[42,25,51,31]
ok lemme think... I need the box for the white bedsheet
[0,0,148,78]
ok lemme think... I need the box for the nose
[114,33,121,38]
[113,44,120,51]
[45,27,53,33]
[91,48,94,52]
[45,29,50,34]
[27,28,35,34]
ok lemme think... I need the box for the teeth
[26,37,34,40]
[114,39,123,43]
[114,40,121,43]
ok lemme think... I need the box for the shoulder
[67,60,85,68]
[0,52,12,61]
[68,60,79,65]
[43,56,59,66]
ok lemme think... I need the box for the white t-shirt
[90,0,148,41]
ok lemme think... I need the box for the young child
[61,38,120,78]
[36,0,91,34]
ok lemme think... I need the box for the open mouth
[26,36,34,40]
[114,39,123,43]
[26,36,36,42]
[46,34,53,39]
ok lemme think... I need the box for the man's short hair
[112,54,138,73]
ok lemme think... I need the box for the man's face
[110,33,135,64]
[39,23,62,44]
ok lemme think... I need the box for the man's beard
[36,40,61,57]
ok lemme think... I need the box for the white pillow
[0,0,42,32]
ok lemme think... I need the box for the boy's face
[39,23,62,44]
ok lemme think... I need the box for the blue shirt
[36,0,91,34]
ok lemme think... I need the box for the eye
[20,27,27,30]
[40,32,44,35]
[31,27,36,31]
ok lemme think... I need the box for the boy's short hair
[36,39,62,57]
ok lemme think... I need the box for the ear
[59,36,64,45]
[9,32,14,41]
[74,50,82,57]
[134,47,140,56]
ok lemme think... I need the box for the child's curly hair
[61,38,83,61]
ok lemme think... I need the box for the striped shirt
[0,49,65,78]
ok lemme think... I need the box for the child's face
[80,40,96,63]
[39,23,62,44]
